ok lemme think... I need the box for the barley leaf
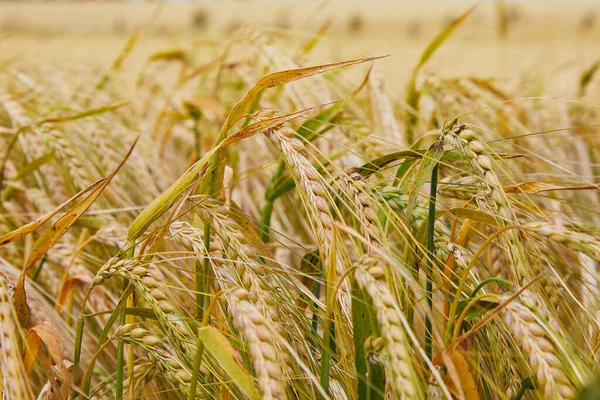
[14,138,137,329]
[203,55,386,197]
[414,4,478,72]
[457,297,501,321]
[504,181,600,194]
[296,99,346,142]
[38,101,129,124]
[447,350,481,400]
[222,56,385,134]
[447,208,501,227]
[197,326,260,400]
[580,60,600,97]
[13,153,54,180]
[24,139,137,272]
[355,149,521,179]
[23,330,42,375]
[0,179,105,248]
[405,141,443,224]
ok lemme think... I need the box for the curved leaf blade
[198,326,260,400]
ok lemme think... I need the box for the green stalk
[352,285,384,400]
[193,117,201,161]
[319,310,333,399]
[198,230,211,319]
[115,280,129,400]
[514,376,535,400]
[31,254,47,282]
[513,386,527,400]
[72,289,92,400]
[189,290,225,400]
[393,159,416,188]
[84,285,135,397]
[366,362,385,400]
[116,247,135,400]
[470,277,512,298]
[189,335,206,400]
[319,246,338,398]
[352,284,368,400]
[259,200,275,242]
[195,256,202,318]
[311,274,322,356]
[260,161,286,242]
[424,163,439,369]
[80,339,113,397]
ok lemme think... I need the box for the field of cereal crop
[2,1,600,399]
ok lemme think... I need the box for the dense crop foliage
[1,9,600,400]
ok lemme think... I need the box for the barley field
[1,1,600,399]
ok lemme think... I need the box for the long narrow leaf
[14,138,137,329]
[197,326,260,400]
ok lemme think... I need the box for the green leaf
[223,57,384,136]
[0,179,105,248]
[85,307,157,320]
[296,100,347,142]
[580,60,600,97]
[82,285,136,396]
[414,5,477,72]
[38,101,129,125]
[577,371,600,400]
[14,139,137,329]
[197,326,260,400]
[405,142,443,224]
[13,153,54,180]
[354,149,521,179]
[447,208,500,227]
[457,297,501,321]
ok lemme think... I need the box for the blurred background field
[2,1,600,94]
